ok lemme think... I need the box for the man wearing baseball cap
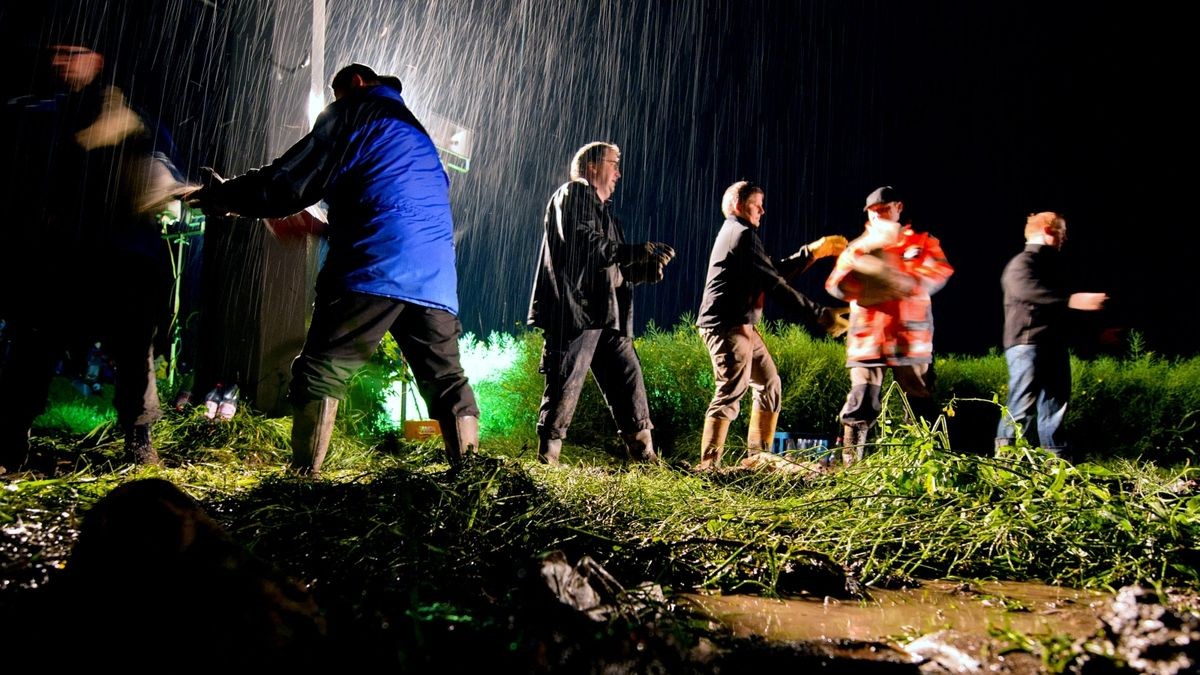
[825,186,954,465]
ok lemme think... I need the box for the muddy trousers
[700,324,781,420]
[536,328,652,441]
[290,290,479,425]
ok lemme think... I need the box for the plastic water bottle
[217,384,239,421]
[204,384,223,419]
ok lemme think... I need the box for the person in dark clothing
[995,211,1106,456]
[188,63,479,476]
[527,142,674,466]
[0,43,183,474]
[694,181,849,471]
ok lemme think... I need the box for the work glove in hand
[635,241,676,266]
[807,235,848,260]
[621,260,665,286]
[818,307,851,338]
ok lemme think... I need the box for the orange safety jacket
[825,226,954,366]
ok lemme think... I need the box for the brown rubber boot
[695,417,730,472]
[842,423,868,466]
[746,408,780,455]
[538,437,562,466]
[125,424,162,466]
[622,429,658,463]
[291,397,339,477]
[442,415,480,468]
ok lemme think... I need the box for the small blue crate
[771,431,791,454]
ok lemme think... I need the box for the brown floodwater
[686,580,1110,642]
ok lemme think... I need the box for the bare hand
[1068,292,1108,311]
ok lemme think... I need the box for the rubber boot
[0,425,32,475]
[695,417,730,472]
[746,408,779,455]
[538,437,562,466]
[842,423,869,466]
[125,424,161,466]
[442,415,480,469]
[622,429,658,463]
[291,397,338,477]
[993,437,1016,455]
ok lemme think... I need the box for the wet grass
[3,324,1199,668]
[4,401,1197,600]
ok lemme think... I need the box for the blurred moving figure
[694,181,848,471]
[826,186,954,465]
[995,211,1107,456]
[188,64,479,476]
[526,142,673,465]
[0,42,185,474]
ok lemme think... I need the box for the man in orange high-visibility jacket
[825,186,954,465]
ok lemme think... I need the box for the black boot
[441,415,479,469]
[538,437,562,466]
[993,437,1017,455]
[291,397,339,477]
[125,424,161,466]
[0,425,31,475]
[622,429,658,463]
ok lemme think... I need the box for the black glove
[184,168,233,216]
[621,260,665,286]
[631,241,675,265]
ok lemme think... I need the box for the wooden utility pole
[196,0,325,415]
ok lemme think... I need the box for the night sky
[2,1,1192,357]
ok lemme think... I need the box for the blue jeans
[996,343,1070,451]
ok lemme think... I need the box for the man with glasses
[527,142,674,465]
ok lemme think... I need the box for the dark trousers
[537,328,652,440]
[0,257,167,435]
[290,291,478,422]
[839,363,937,430]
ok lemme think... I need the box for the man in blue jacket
[189,63,479,476]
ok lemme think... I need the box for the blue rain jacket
[203,84,459,313]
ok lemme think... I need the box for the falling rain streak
[0,0,1191,356]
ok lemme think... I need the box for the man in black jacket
[695,181,848,471]
[526,142,673,465]
[1,43,180,474]
[995,211,1106,456]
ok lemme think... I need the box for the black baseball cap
[864,186,902,211]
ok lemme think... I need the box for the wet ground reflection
[687,580,1108,642]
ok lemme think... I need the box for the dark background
[2,0,1192,358]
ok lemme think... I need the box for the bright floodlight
[421,110,473,174]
